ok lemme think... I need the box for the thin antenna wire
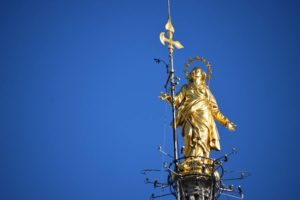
[160,103,168,189]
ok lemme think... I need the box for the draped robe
[174,83,229,158]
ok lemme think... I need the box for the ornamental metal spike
[159,18,184,53]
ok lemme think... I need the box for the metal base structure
[171,157,217,200]
[178,174,216,200]
[143,149,248,200]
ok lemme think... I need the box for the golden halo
[184,56,212,80]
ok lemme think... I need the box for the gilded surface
[160,68,236,174]
[160,19,184,52]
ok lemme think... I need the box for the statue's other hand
[159,92,170,101]
[226,121,236,131]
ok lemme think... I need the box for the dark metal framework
[142,148,249,200]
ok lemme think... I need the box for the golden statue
[160,64,236,174]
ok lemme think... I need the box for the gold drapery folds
[160,67,236,175]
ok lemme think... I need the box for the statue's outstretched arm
[207,87,236,131]
[160,85,186,107]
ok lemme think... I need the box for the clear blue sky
[1,0,300,199]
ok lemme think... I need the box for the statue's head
[189,67,206,83]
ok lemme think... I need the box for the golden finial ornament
[159,18,184,54]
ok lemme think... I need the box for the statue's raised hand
[159,92,171,102]
[226,121,236,131]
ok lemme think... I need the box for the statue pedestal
[173,157,218,200]
[177,174,216,200]
[178,158,214,176]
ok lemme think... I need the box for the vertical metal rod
[167,0,171,20]
[169,52,179,164]
[211,162,216,200]
[169,49,181,200]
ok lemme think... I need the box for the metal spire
[159,1,184,199]
[143,2,248,200]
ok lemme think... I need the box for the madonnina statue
[160,67,236,164]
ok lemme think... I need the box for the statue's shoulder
[183,84,190,89]
[198,83,209,90]
[181,84,190,91]
[204,84,213,96]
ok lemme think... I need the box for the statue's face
[193,68,202,77]
[190,68,204,81]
